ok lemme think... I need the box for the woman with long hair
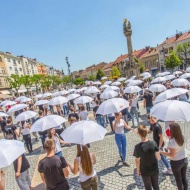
[47,128,69,157]
[160,123,188,190]
[113,112,133,166]
[79,105,88,120]
[67,145,98,190]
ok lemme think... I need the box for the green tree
[62,76,71,85]
[134,57,145,74]
[73,77,84,85]
[20,75,33,95]
[165,51,181,71]
[6,74,22,95]
[111,66,121,78]
[96,69,105,80]
[51,75,62,90]
[176,42,190,69]
[41,75,52,92]
[31,74,43,94]
[88,74,95,81]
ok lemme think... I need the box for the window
[14,67,18,71]
[31,65,33,69]
[25,62,28,66]
[164,48,168,54]
[9,67,12,70]
[7,58,10,62]
[19,68,22,71]
[18,61,20,64]
[1,67,5,74]
[13,60,16,66]
[4,78,7,85]
[32,70,34,74]
[169,47,173,52]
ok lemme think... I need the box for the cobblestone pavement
[2,100,190,190]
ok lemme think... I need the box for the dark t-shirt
[93,106,101,117]
[68,113,79,121]
[38,155,69,190]
[13,154,30,173]
[0,120,6,133]
[150,122,164,147]
[39,105,44,111]
[4,124,17,139]
[133,141,159,176]
[143,93,153,107]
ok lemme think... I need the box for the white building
[22,57,38,76]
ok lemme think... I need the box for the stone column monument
[123,19,133,68]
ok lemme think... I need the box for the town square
[0,1,190,190]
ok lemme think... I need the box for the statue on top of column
[123,19,132,35]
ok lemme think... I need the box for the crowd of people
[0,71,189,190]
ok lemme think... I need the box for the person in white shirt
[79,105,88,120]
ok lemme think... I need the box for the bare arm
[135,158,140,175]
[40,173,46,185]
[67,158,79,175]
[160,148,176,158]
[62,166,69,178]
[0,171,5,190]
[15,156,22,177]
[91,152,96,165]
[113,121,117,131]
[123,121,133,130]
[155,151,161,161]
[143,98,146,108]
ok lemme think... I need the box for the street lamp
[65,57,71,75]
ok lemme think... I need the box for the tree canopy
[165,51,181,70]
[73,77,84,85]
[96,69,105,80]
[88,74,95,81]
[111,66,121,78]
[134,57,145,73]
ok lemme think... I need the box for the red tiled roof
[140,48,158,58]
[102,62,115,70]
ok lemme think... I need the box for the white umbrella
[80,87,87,91]
[171,79,190,87]
[1,101,17,107]
[68,89,76,93]
[155,73,165,77]
[20,97,32,103]
[100,90,118,99]
[148,84,166,93]
[100,84,109,89]
[106,86,119,91]
[173,71,182,75]
[124,86,142,94]
[74,96,93,104]
[180,73,190,79]
[34,94,43,99]
[15,96,27,102]
[16,111,37,122]
[85,86,100,94]
[117,77,126,82]
[93,81,102,85]
[52,92,61,97]
[49,96,68,106]
[151,77,167,84]
[111,81,121,86]
[127,80,143,86]
[165,75,176,81]
[60,121,107,145]
[150,100,190,121]
[129,76,136,80]
[141,72,151,80]
[67,93,80,101]
[60,90,69,95]
[0,112,8,117]
[101,76,107,80]
[104,81,112,85]
[42,92,52,98]
[0,140,25,168]
[7,104,28,114]
[124,79,133,83]
[163,71,170,76]
[186,67,190,73]
[96,98,129,115]
[35,100,49,106]
[154,88,189,104]
[30,115,67,132]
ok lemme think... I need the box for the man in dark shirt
[38,139,69,190]
[0,117,6,137]
[14,154,31,190]
[93,100,105,127]
[143,89,153,114]
[4,118,18,140]
[148,117,172,175]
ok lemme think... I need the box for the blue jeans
[105,115,109,123]
[108,116,115,131]
[146,106,152,114]
[55,151,63,157]
[160,147,170,169]
[40,134,46,148]
[86,102,90,111]
[130,107,139,126]
[63,104,69,115]
[96,115,105,128]
[115,133,127,162]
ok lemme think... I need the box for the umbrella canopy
[100,90,118,99]
[16,111,37,122]
[101,76,107,80]
[74,96,93,104]
[104,81,112,85]
[141,72,151,80]
[0,140,25,168]
[93,81,102,85]
[67,93,80,101]
[171,78,190,87]
[117,77,126,82]
[49,96,68,106]
[96,98,129,115]
[7,104,28,114]
[20,97,32,103]
[42,92,52,98]
[173,71,182,75]
[124,86,142,94]
[1,101,17,107]
[15,96,27,102]
[85,86,100,94]
[100,84,109,89]
[155,73,165,77]
[35,100,49,106]
[164,74,176,81]
[186,67,190,73]
[163,71,170,76]
[129,76,136,80]
[111,81,121,86]
[80,87,87,91]
[52,91,61,97]
[60,120,107,145]
[30,115,67,132]
[60,90,69,95]
[151,77,167,84]
[68,89,76,93]
[124,79,133,83]
[150,100,190,121]
[105,86,119,91]
[34,94,43,99]
[154,88,189,104]
[180,73,190,79]
[127,80,143,86]
[0,112,8,117]
[148,84,166,93]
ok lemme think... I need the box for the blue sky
[0,0,189,73]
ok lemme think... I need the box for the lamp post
[65,57,72,87]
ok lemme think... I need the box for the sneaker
[123,162,130,167]
[162,169,173,175]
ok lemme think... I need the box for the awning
[0,90,11,95]
[0,94,11,99]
